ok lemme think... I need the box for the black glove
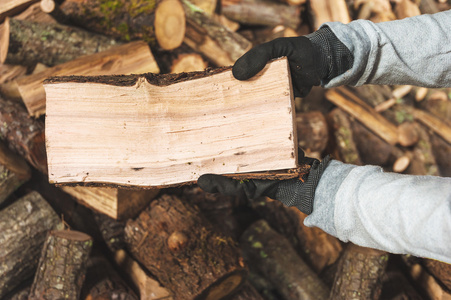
[197,152,331,215]
[232,26,354,97]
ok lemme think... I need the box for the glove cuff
[306,26,354,84]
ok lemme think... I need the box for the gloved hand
[197,151,331,215]
[232,26,354,97]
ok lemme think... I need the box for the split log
[170,53,208,73]
[0,0,38,22]
[0,191,61,298]
[60,0,185,50]
[329,244,389,300]
[0,96,47,173]
[0,141,31,204]
[249,197,342,273]
[395,0,421,19]
[16,40,160,117]
[221,0,302,29]
[413,108,451,144]
[296,111,329,158]
[0,17,121,67]
[0,64,27,84]
[183,0,252,66]
[44,58,300,188]
[326,87,399,145]
[240,219,329,300]
[114,249,173,300]
[422,259,451,292]
[29,230,93,300]
[13,2,55,23]
[124,194,247,300]
[62,186,159,220]
[328,108,362,165]
[80,255,138,300]
[309,0,351,30]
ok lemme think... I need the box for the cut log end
[0,17,10,64]
[40,0,55,13]
[155,0,186,50]
[393,155,411,173]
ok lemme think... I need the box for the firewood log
[380,268,423,299]
[395,0,421,19]
[405,124,440,176]
[0,191,61,298]
[39,0,68,23]
[124,194,247,300]
[16,40,160,117]
[170,53,208,73]
[329,244,389,300]
[0,17,121,67]
[229,281,265,300]
[221,0,302,29]
[240,219,330,300]
[114,249,173,300]
[44,58,301,188]
[190,0,217,15]
[422,258,451,291]
[93,212,126,252]
[430,133,451,177]
[296,111,329,158]
[309,0,351,30]
[328,108,362,165]
[29,230,93,300]
[182,0,252,66]
[13,2,54,23]
[60,0,185,50]
[80,255,138,300]
[62,186,160,220]
[0,141,30,204]
[249,197,342,273]
[0,0,37,22]
[418,0,440,14]
[2,280,31,300]
[0,96,47,173]
[0,64,27,84]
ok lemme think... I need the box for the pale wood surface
[17,41,160,117]
[45,58,297,188]
[0,0,38,22]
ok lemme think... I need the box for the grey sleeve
[304,160,451,263]
[322,10,451,88]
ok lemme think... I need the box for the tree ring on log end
[155,0,186,50]
[0,17,10,64]
[199,270,246,300]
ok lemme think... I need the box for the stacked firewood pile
[1,0,450,299]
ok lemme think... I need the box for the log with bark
[0,17,121,67]
[182,0,252,66]
[125,194,247,300]
[45,58,302,188]
[0,191,62,298]
[330,244,390,300]
[16,40,160,117]
[29,230,93,300]
[221,0,302,29]
[296,111,329,158]
[229,281,265,300]
[59,0,185,50]
[240,219,330,300]
[248,196,342,274]
[0,141,30,205]
[81,255,138,300]
[309,0,351,29]
[0,96,47,173]
[405,123,440,176]
[62,186,160,220]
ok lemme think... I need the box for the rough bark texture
[222,0,301,29]
[240,219,330,300]
[94,212,126,251]
[249,197,342,274]
[183,0,252,66]
[0,191,61,298]
[81,255,138,300]
[329,244,389,300]
[0,141,30,204]
[406,124,440,176]
[0,96,47,173]
[125,194,247,300]
[296,111,329,157]
[0,17,121,67]
[29,230,93,300]
[60,0,185,50]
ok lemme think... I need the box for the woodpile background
[1,0,451,299]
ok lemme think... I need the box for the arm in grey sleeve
[304,160,451,263]
[323,10,451,88]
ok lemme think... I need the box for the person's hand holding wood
[231,26,354,97]
[198,150,331,215]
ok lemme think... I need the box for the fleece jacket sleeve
[304,160,451,263]
[322,10,451,88]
